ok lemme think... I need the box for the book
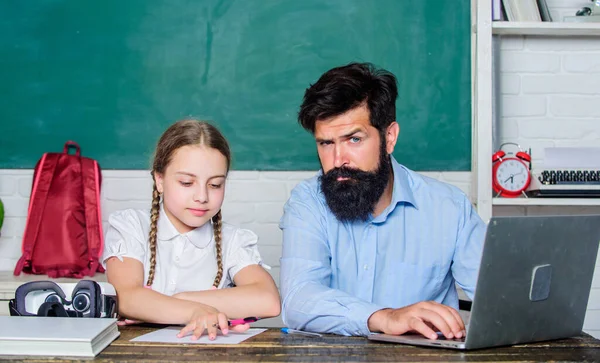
[0,316,119,357]
[536,0,553,22]
[492,0,503,21]
[502,0,542,22]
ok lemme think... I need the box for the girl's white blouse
[102,206,263,295]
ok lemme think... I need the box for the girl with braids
[102,119,280,341]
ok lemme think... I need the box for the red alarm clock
[492,143,532,198]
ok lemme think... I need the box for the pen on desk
[229,317,259,327]
[281,327,323,337]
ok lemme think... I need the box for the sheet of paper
[543,147,600,169]
[130,327,266,344]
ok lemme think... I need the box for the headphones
[8,280,117,318]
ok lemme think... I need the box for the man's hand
[367,301,465,340]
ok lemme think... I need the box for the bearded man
[279,63,485,339]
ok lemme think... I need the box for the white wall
[0,168,470,328]
[0,170,471,274]
[493,0,600,338]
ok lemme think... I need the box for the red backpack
[14,141,105,278]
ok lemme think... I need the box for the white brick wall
[0,169,469,329]
[0,169,470,273]
[494,0,600,338]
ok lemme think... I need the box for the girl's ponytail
[146,183,161,287]
[212,210,223,288]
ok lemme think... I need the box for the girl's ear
[154,172,164,194]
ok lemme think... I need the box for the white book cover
[503,0,541,21]
[0,316,119,357]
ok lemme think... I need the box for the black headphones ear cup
[72,280,102,317]
[14,281,67,316]
[90,281,102,317]
[37,302,69,317]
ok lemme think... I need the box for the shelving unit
[492,21,600,36]
[472,3,600,338]
[472,1,600,222]
[492,198,600,206]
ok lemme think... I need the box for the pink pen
[228,317,259,326]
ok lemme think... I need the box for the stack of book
[494,0,552,22]
[0,316,119,358]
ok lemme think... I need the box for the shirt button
[363,264,369,271]
[170,280,176,285]
[175,256,180,262]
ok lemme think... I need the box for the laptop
[368,215,600,350]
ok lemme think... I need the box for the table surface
[2,325,600,362]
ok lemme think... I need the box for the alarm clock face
[494,159,529,192]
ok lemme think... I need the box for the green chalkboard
[0,0,471,171]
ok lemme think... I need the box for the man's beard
[319,143,392,223]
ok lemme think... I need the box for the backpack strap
[80,157,104,276]
[14,153,59,275]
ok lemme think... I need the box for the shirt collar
[390,156,418,208]
[156,204,213,248]
[372,156,418,223]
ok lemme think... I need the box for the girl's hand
[177,306,229,341]
[117,318,142,326]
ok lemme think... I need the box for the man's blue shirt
[279,157,486,336]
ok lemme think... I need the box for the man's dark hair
[298,62,398,134]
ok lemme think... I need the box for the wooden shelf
[492,22,600,36]
[493,198,600,206]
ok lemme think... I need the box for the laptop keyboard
[435,332,466,342]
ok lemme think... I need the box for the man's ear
[385,122,400,154]
[153,171,164,194]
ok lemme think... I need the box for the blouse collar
[156,204,213,248]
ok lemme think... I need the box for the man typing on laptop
[279,63,486,339]
[369,214,600,349]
